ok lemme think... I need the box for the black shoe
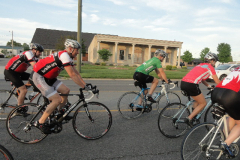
[136,105,143,111]
[34,121,52,134]
[221,142,235,158]
[183,117,193,128]
[147,96,156,103]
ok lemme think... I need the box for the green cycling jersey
[135,57,162,75]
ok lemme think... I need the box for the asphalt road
[0,58,221,160]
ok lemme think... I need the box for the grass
[59,64,190,79]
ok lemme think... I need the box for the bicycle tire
[0,90,18,121]
[117,91,144,119]
[155,91,181,113]
[0,144,14,160]
[204,104,216,123]
[181,123,225,160]
[6,103,48,144]
[72,101,112,140]
[158,103,190,138]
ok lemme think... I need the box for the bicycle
[117,80,180,119]
[158,87,215,138]
[6,85,112,144]
[181,104,240,160]
[0,79,43,120]
[0,144,14,160]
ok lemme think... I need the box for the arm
[156,68,169,83]
[64,66,85,88]
[212,74,221,85]
[30,61,36,67]
[202,80,210,87]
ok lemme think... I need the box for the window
[128,54,131,59]
[119,50,124,60]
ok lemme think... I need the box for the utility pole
[77,0,82,73]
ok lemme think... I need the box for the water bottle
[28,92,38,100]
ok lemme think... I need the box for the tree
[55,35,77,50]
[217,43,232,63]
[98,49,112,62]
[181,50,193,63]
[81,39,87,56]
[22,43,30,51]
[1,49,7,55]
[6,40,22,47]
[200,47,210,61]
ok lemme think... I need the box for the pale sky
[0,0,239,60]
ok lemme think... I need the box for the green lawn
[59,64,190,79]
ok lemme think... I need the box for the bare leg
[56,84,70,110]
[148,78,159,95]
[17,85,28,105]
[225,119,240,146]
[188,93,207,120]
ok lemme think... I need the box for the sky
[0,0,240,60]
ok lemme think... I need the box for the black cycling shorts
[133,72,154,89]
[211,87,240,120]
[180,81,201,96]
[4,69,30,88]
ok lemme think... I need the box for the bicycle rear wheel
[0,90,18,120]
[0,144,14,160]
[72,102,112,140]
[181,123,224,160]
[204,104,217,123]
[158,103,190,138]
[156,91,181,113]
[117,91,144,119]
[6,103,48,144]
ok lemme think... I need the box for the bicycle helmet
[155,49,167,58]
[29,43,44,52]
[64,39,81,49]
[204,52,218,62]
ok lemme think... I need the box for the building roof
[0,46,23,50]
[31,28,97,49]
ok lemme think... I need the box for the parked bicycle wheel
[0,144,14,160]
[117,91,144,119]
[181,123,225,160]
[158,103,190,138]
[155,91,181,113]
[6,103,48,144]
[72,102,112,140]
[0,90,18,120]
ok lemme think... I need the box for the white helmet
[64,39,81,49]
[155,49,167,58]
[204,52,218,62]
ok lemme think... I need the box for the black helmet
[155,49,167,58]
[204,52,218,62]
[29,43,44,52]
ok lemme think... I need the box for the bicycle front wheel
[181,123,224,160]
[156,91,181,113]
[117,91,144,119]
[0,90,18,120]
[158,103,190,138]
[72,102,112,140]
[6,103,48,144]
[0,144,14,160]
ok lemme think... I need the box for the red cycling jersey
[5,51,38,73]
[182,63,216,84]
[216,66,240,92]
[33,50,74,79]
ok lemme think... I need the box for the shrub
[95,62,100,65]
[166,65,172,70]
[172,66,177,69]
[109,64,114,66]
[100,62,106,66]
[133,65,137,67]
[182,66,187,69]
[124,64,129,67]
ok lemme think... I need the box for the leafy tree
[98,49,112,62]
[1,49,7,55]
[22,43,30,51]
[200,47,210,61]
[6,40,22,47]
[181,50,193,63]
[217,43,232,63]
[81,39,87,56]
[55,35,77,50]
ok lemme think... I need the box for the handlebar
[206,85,215,95]
[161,79,178,90]
[80,84,99,101]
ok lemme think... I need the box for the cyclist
[4,43,43,106]
[180,52,221,126]
[31,39,91,134]
[211,66,240,158]
[133,49,169,107]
